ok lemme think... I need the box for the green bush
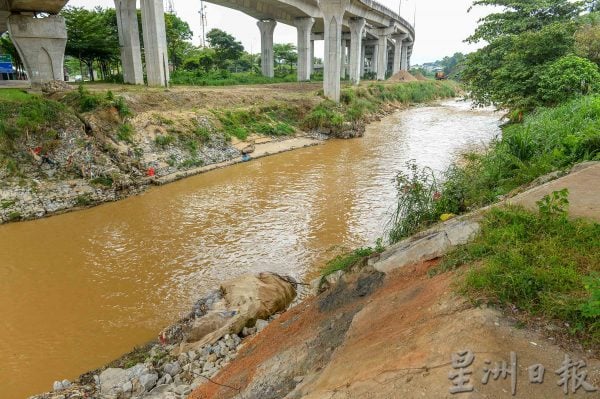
[538,55,600,105]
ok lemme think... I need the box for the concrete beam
[294,17,313,82]
[141,0,170,86]
[115,0,143,85]
[348,17,365,85]
[320,0,349,102]
[257,19,276,78]
[7,14,67,86]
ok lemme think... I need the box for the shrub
[387,161,442,243]
[538,55,600,105]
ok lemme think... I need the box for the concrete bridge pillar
[376,34,388,80]
[310,39,315,75]
[115,0,143,85]
[7,14,67,87]
[257,19,277,78]
[141,0,170,86]
[360,42,366,78]
[401,41,411,71]
[348,17,365,85]
[392,33,407,75]
[372,44,379,75]
[341,39,349,79]
[294,17,314,82]
[319,0,349,102]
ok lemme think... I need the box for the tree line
[461,0,600,114]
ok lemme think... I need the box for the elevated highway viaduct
[0,0,414,102]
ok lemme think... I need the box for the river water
[0,99,500,398]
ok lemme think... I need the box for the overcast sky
[69,0,493,64]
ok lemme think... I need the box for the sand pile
[387,70,418,82]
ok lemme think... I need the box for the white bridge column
[115,0,143,85]
[401,41,411,71]
[348,17,365,85]
[392,33,407,75]
[294,17,314,81]
[310,39,315,75]
[360,42,365,78]
[376,33,388,80]
[7,14,67,87]
[257,19,277,78]
[319,0,349,102]
[141,0,170,86]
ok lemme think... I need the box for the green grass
[117,124,134,143]
[386,94,600,244]
[154,134,176,147]
[0,89,32,102]
[170,71,299,86]
[90,176,113,187]
[435,205,600,346]
[322,247,376,277]
[214,104,302,140]
[303,81,459,134]
[0,90,66,175]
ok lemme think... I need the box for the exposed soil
[388,71,418,82]
[190,259,600,399]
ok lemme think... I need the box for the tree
[61,7,120,81]
[165,13,193,70]
[0,33,25,77]
[462,0,585,110]
[273,43,297,75]
[575,13,600,66]
[206,29,244,70]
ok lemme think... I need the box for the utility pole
[199,0,207,47]
[398,0,402,17]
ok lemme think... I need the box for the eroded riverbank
[0,99,501,398]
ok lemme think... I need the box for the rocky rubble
[28,273,297,399]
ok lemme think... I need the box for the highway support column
[294,17,314,82]
[319,0,349,102]
[348,17,365,85]
[257,19,277,78]
[115,0,144,85]
[141,0,170,86]
[7,14,67,87]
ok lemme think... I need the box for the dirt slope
[189,260,600,399]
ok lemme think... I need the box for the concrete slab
[508,162,600,222]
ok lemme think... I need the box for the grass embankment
[208,80,459,141]
[170,71,300,86]
[382,95,600,350]
[439,204,599,347]
[0,90,68,176]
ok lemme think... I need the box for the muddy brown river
[0,100,500,398]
